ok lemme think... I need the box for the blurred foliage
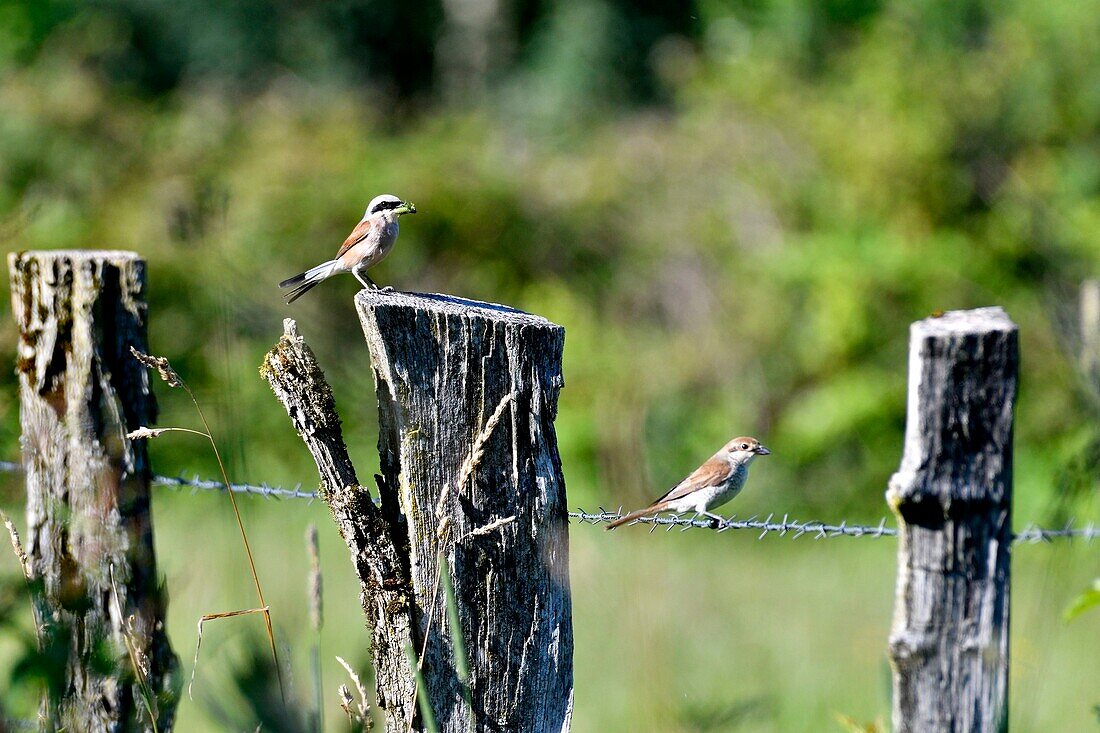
[1064,578,1100,622]
[0,574,147,729]
[0,575,46,722]
[198,633,309,733]
[1,0,1096,521]
[0,1,1097,724]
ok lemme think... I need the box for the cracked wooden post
[262,319,417,729]
[262,291,573,732]
[887,307,1017,733]
[9,251,179,731]
[358,291,573,733]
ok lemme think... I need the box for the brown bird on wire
[606,436,770,530]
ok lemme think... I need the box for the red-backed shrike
[606,436,770,530]
[280,194,417,303]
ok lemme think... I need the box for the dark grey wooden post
[357,291,573,733]
[263,292,573,732]
[9,251,179,731]
[887,307,1017,733]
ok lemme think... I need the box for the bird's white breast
[664,463,748,514]
[358,218,400,268]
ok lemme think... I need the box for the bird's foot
[704,511,725,528]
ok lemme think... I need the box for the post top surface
[356,289,562,330]
[9,250,143,264]
[912,306,1017,338]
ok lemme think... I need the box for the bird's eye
[740,443,750,450]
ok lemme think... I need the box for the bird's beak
[755,445,771,456]
[396,201,417,215]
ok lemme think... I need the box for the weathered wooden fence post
[8,251,180,730]
[263,319,418,729]
[1080,279,1099,391]
[263,291,573,732]
[887,307,1017,733]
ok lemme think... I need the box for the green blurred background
[0,0,1097,729]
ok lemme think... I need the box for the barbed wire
[570,507,1098,544]
[1,461,1096,542]
[1,460,319,502]
[572,508,897,537]
[152,472,320,502]
[572,508,899,539]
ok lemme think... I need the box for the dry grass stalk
[1,509,29,580]
[109,564,160,732]
[188,606,270,699]
[336,655,371,727]
[131,348,284,702]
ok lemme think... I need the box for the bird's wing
[652,455,732,505]
[335,218,375,259]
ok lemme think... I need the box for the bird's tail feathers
[605,501,671,530]
[280,260,338,304]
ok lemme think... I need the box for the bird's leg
[352,269,373,290]
[356,269,394,292]
[703,511,725,526]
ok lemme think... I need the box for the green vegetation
[0,0,1097,729]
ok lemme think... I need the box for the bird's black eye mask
[370,200,403,214]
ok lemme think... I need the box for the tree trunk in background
[9,251,179,732]
[1080,279,1100,396]
[436,0,511,102]
[358,290,573,733]
[887,307,1017,733]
